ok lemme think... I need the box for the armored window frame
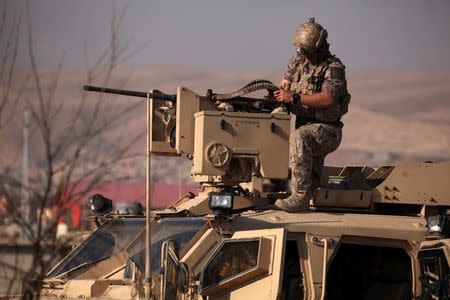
[46,219,145,279]
[199,237,271,294]
[418,248,450,298]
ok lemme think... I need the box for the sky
[5,0,450,71]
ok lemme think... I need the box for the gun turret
[83,80,284,111]
[83,81,290,187]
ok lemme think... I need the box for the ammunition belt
[212,79,278,101]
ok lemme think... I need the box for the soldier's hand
[278,79,291,89]
[274,89,293,103]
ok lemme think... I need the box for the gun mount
[84,81,291,214]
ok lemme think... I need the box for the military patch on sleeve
[330,67,345,80]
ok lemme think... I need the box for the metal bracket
[311,236,336,247]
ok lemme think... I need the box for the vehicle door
[198,228,286,299]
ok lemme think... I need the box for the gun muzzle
[83,85,176,101]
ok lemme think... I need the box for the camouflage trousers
[290,123,342,201]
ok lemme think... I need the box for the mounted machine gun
[84,80,291,215]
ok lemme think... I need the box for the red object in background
[71,204,81,228]
[78,182,197,208]
[57,203,81,229]
[59,182,198,229]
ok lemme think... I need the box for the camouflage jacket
[283,52,351,125]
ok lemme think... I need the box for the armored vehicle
[36,82,450,299]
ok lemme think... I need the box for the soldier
[273,17,350,212]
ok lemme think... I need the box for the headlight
[208,192,234,214]
[427,214,450,236]
[427,216,441,233]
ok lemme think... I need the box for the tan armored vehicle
[35,82,449,299]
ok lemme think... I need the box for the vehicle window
[326,244,411,300]
[418,249,450,299]
[47,219,145,278]
[127,218,206,276]
[201,239,259,289]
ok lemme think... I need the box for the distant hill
[1,65,449,185]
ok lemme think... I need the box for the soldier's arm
[297,92,334,108]
[275,60,346,109]
[321,61,347,104]
[279,79,291,89]
[274,89,334,108]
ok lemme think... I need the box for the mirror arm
[320,238,330,300]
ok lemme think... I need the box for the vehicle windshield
[127,218,206,275]
[47,219,145,278]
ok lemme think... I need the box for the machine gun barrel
[83,85,177,101]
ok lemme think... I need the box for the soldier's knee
[296,127,314,150]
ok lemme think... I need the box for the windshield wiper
[53,256,110,279]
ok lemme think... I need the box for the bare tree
[0,3,145,298]
[0,3,26,296]
[0,2,24,131]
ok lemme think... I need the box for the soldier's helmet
[293,17,328,54]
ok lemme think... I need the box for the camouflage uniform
[279,53,350,211]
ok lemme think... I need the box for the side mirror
[89,193,112,215]
[178,262,189,293]
[160,240,180,300]
[161,240,190,298]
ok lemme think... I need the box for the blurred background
[0,0,449,293]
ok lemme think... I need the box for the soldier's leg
[275,124,342,212]
[275,126,314,212]
[312,125,342,190]
[311,155,325,190]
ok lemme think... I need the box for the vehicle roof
[233,210,427,241]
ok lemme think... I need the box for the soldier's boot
[274,125,316,212]
[274,189,311,212]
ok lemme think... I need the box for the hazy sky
[6,0,450,71]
